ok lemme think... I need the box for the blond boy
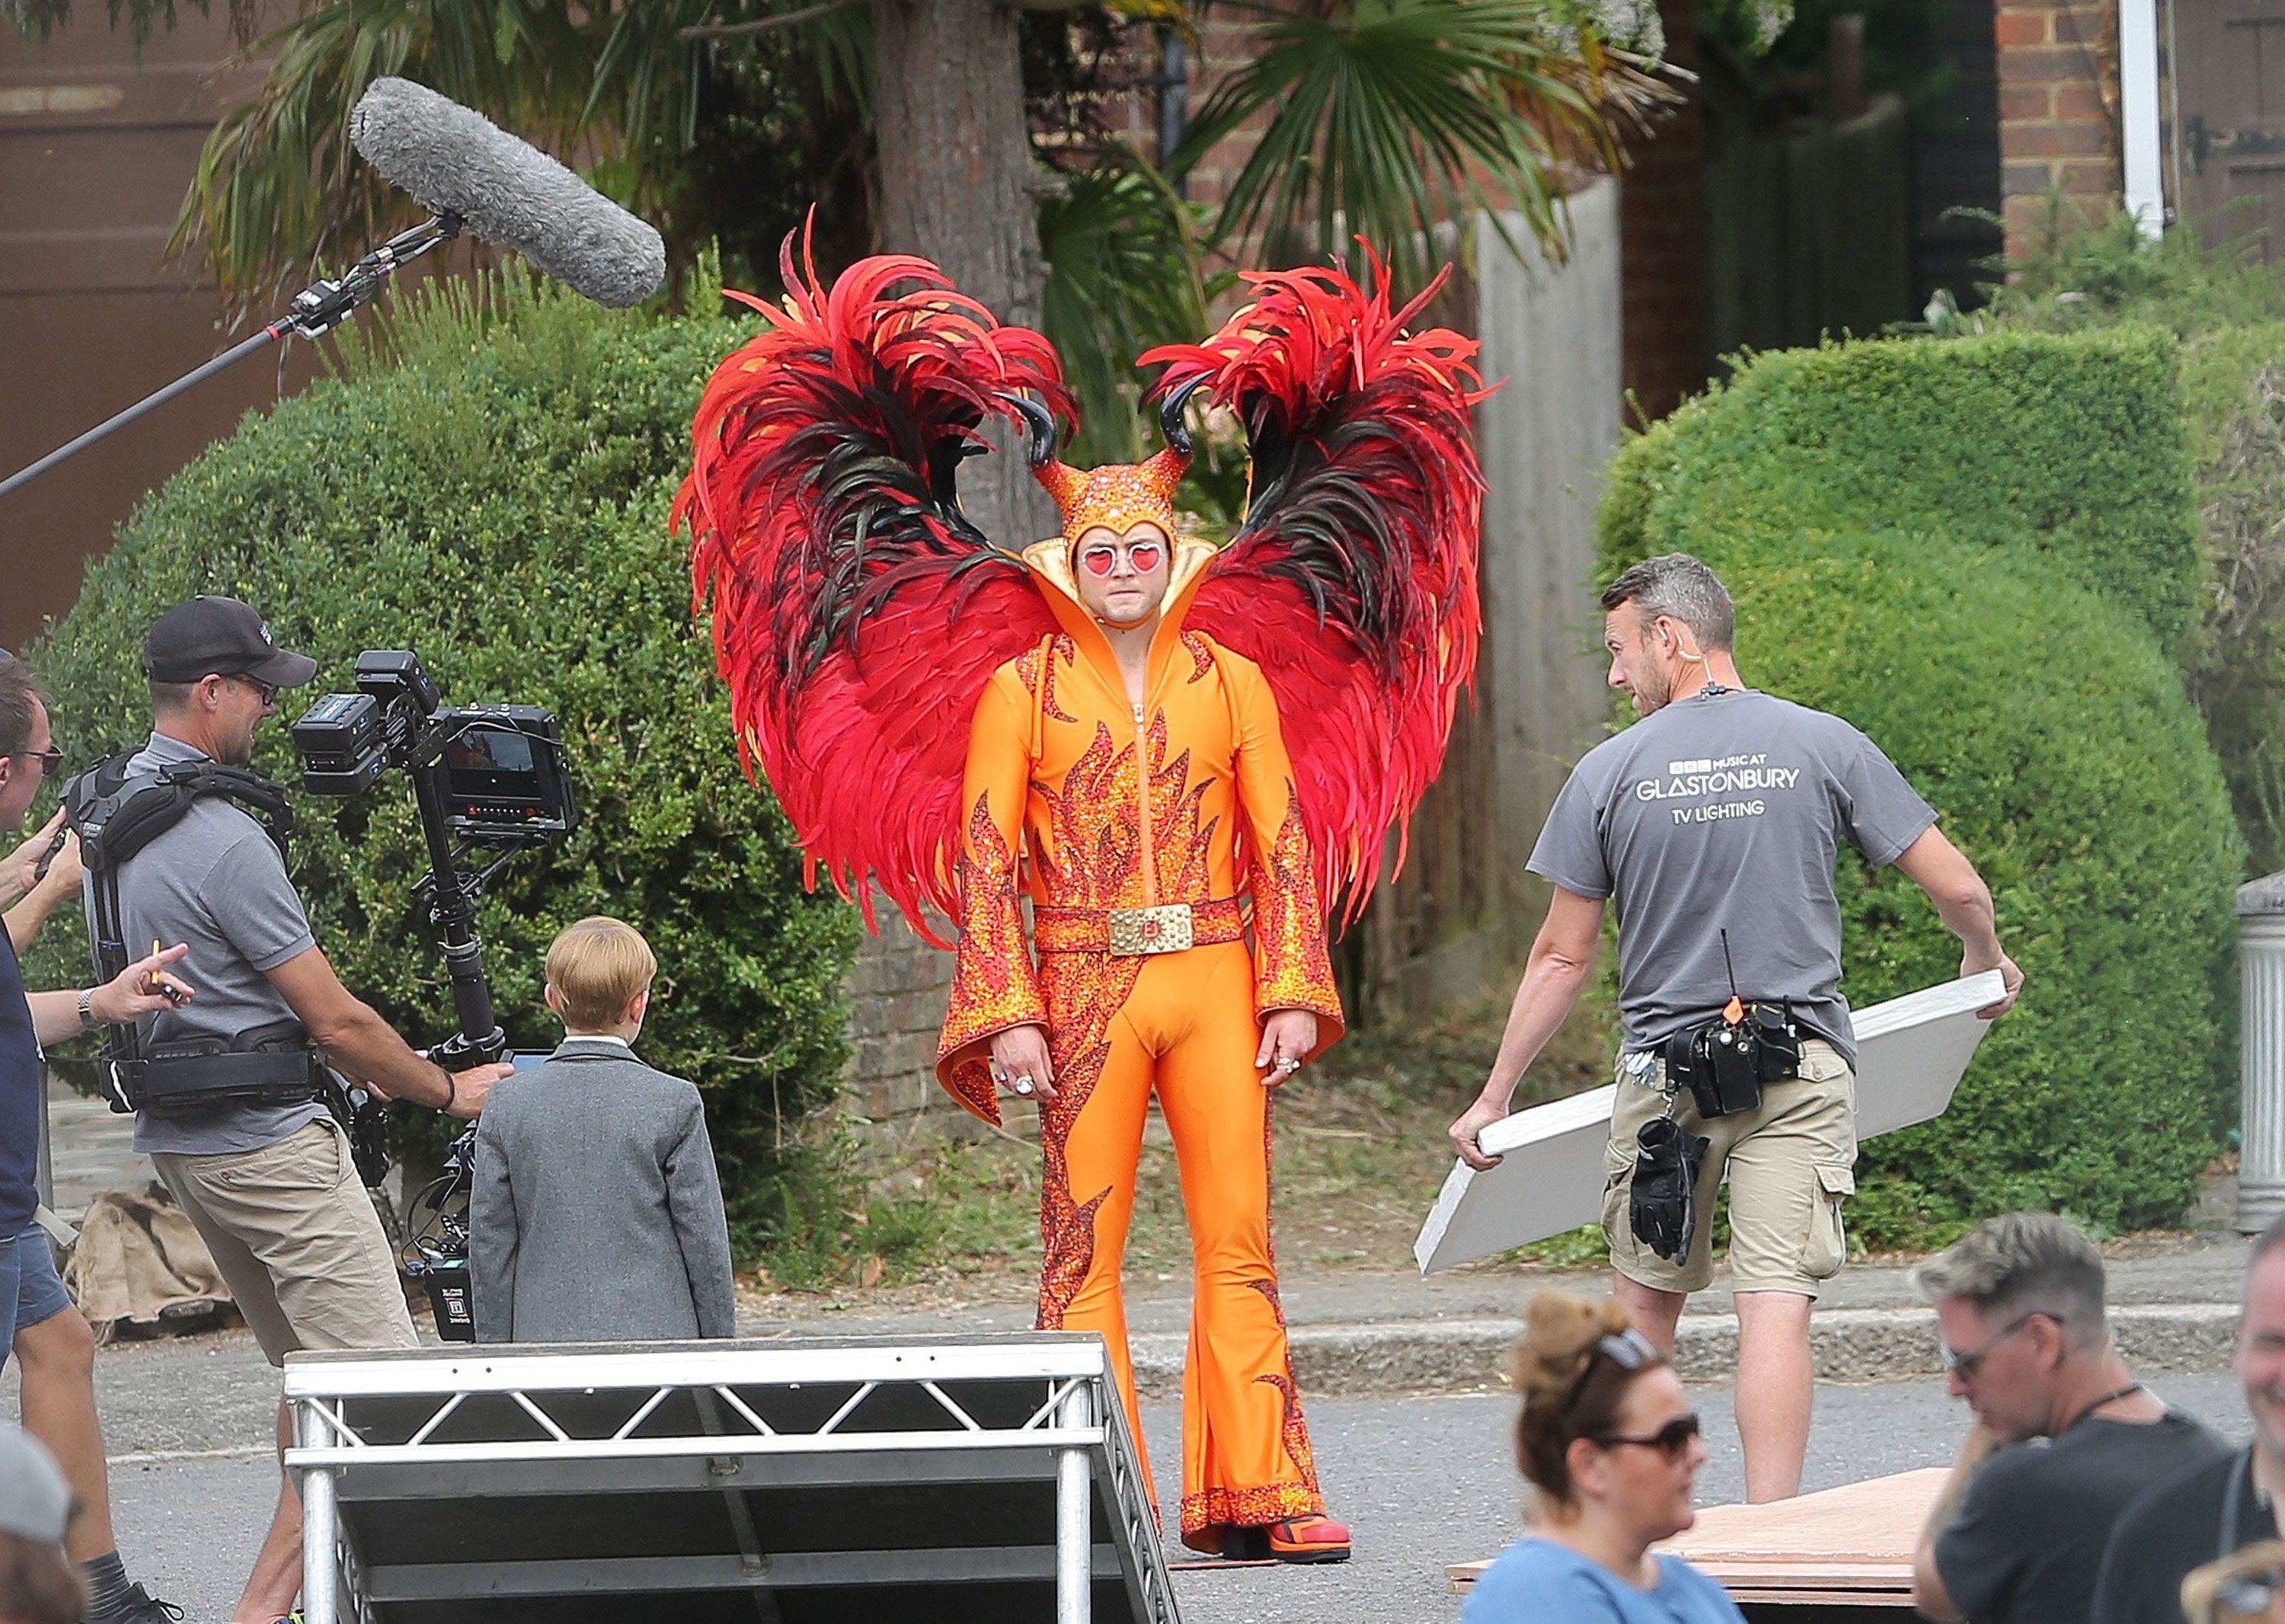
[469,917,735,1341]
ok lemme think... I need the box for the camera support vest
[62,754,318,1114]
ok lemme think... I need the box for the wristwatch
[75,989,96,1031]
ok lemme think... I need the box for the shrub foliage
[1612,328,2201,649]
[1975,209,2285,868]
[1600,333,2242,1240]
[26,280,860,1258]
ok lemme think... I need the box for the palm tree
[18,0,1670,480]
[1172,0,1673,297]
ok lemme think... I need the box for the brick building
[1991,0,2285,257]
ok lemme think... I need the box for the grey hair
[1600,553,1736,652]
[1910,1212,2107,1345]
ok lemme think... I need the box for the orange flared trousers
[1034,937,1325,1545]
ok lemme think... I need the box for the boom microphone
[349,77,666,309]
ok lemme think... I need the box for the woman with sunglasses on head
[1465,1290,1743,1623]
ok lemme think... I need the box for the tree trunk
[870,0,1057,548]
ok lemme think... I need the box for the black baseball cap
[142,596,319,688]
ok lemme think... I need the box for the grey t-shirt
[96,733,325,1156]
[1528,689,1937,1065]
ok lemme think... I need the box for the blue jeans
[0,1229,73,1375]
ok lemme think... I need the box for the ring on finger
[1275,1056,1300,1074]
[1013,1076,1036,1096]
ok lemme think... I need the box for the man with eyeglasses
[95,597,510,1624]
[1909,1213,2223,1624]
[2092,1213,2285,1624]
[0,652,200,1624]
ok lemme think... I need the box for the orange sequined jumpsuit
[936,533,1347,1547]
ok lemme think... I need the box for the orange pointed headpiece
[1007,384,1198,542]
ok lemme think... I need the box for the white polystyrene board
[1413,971,2006,1275]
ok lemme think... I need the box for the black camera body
[290,651,576,846]
[1664,1005,1803,1120]
[288,649,577,1076]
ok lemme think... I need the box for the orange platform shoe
[1213,1514,1353,1564]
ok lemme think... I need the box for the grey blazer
[468,1037,736,1343]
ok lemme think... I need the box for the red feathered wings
[1142,264,1488,922]
[674,235,1073,940]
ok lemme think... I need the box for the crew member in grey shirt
[97,596,511,1624]
[471,916,735,1342]
[1447,554,2022,1504]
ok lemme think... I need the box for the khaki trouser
[152,1119,416,1367]
[1601,1037,1858,1298]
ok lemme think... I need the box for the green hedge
[1599,336,2242,1240]
[25,281,859,1258]
[1609,329,2202,649]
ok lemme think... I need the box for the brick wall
[1994,0,2122,248]
[842,913,970,1135]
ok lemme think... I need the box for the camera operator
[1446,553,2022,1504]
[104,597,510,1624]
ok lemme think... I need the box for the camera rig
[291,651,577,1341]
[291,651,577,1073]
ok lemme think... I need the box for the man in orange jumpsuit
[682,238,1481,1570]
[935,437,1352,1563]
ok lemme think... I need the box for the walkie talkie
[1665,932,1803,1118]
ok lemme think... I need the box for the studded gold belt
[1033,897,1247,957]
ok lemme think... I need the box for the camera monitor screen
[443,725,542,801]
[430,706,577,842]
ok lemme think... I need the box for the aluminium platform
[283,1331,1178,1624]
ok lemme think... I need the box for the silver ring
[1013,1076,1036,1096]
[1276,1056,1300,1074]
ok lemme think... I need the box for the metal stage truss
[283,1331,1181,1624]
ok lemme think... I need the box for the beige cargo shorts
[1601,1037,1857,1298]
[152,1118,417,1367]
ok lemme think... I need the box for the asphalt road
[36,1355,2256,1624]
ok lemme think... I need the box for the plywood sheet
[1415,973,2005,1274]
[1447,1468,1944,1596]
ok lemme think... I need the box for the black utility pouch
[1667,1023,1765,1119]
[1701,1022,1764,1117]
[1668,1002,1805,1119]
[1753,1006,1804,1085]
[1629,1116,1712,1261]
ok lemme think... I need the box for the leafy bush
[1973,209,2285,867]
[1980,202,2285,342]
[1615,328,2201,647]
[25,277,860,1260]
[2188,352,2285,870]
[1600,340,2242,1240]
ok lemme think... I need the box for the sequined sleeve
[1229,656,1345,1048]
[935,665,1047,1122]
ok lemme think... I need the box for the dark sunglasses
[1566,1327,1663,1412]
[228,673,280,706]
[16,746,62,775]
[1593,1411,1702,1459]
[1939,1309,2053,1379]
